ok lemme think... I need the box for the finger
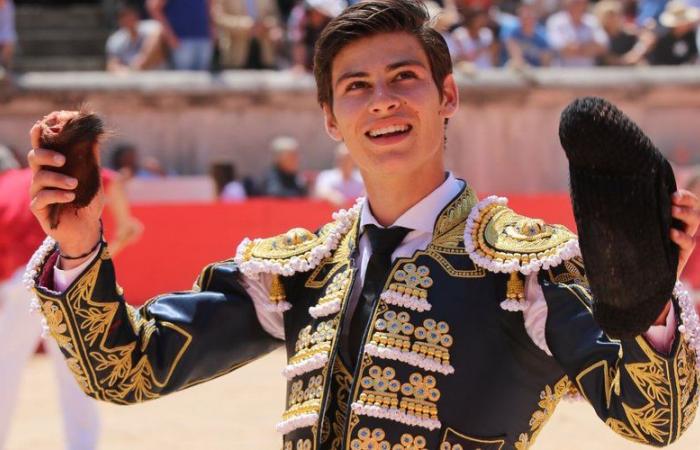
[29,170,78,198]
[671,228,696,251]
[673,190,699,208]
[30,189,75,212]
[27,148,66,172]
[672,205,700,235]
[29,121,42,149]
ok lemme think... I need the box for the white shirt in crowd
[313,168,364,204]
[220,181,247,202]
[546,11,609,67]
[449,26,495,69]
[54,173,675,353]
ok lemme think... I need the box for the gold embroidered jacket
[30,185,698,450]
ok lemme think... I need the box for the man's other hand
[671,189,700,276]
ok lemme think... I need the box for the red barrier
[105,195,575,304]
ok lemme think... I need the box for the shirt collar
[360,173,465,236]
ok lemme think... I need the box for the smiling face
[323,32,458,182]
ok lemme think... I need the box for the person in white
[0,173,142,450]
[313,143,365,206]
[546,0,609,67]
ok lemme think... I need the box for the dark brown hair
[313,0,453,108]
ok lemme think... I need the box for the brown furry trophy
[38,110,105,229]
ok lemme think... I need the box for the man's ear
[439,74,459,119]
[323,103,343,142]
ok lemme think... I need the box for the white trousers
[0,269,100,450]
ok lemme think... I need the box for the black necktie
[343,224,411,370]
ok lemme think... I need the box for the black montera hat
[559,96,679,339]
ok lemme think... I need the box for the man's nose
[369,84,399,114]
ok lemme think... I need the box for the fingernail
[66,177,78,188]
[65,192,75,201]
[54,154,65,165]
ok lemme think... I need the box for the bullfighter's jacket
[28,184,699,449]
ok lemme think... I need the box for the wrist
[57,221,103,268]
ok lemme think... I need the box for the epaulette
[233,198,363,310]
[465,196,580,311]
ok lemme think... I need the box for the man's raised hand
[28,121,104,269]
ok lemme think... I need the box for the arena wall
[1,66,699,192]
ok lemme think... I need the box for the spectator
[0,0,15,71]
[289,0,345,71]
[210,161,247,201]
[647,1,699,65]
[106,1,166,72]
[147,0,213,70]
[449,7,499,69]
[501,3,553,67]
[110,142,164,179]
[212,0,283,69]
[260,136,308,197]
[424,1,460,47]
[594,0,655,65]
[314,144,364,206]
[546,0,609,67]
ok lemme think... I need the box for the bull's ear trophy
[38,110,105,229]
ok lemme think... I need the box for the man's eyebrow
[386,59,426,71]
[335,71,368,89]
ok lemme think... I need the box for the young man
[25,0,700,449]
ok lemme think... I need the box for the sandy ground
[4,348,700,450]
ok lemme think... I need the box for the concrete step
[14,55,105,72]
[15,5,106,29]
[16,30,109,56]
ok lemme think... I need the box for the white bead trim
[379,290,432,312]
[275,412,319,434]
[364,343,454,375]
[23,235,56,292]
[464,196,581,276]
[675,281,700,371]
[281,353,329,380]
[235,198,364,279]
[264,300,293,312]
[308,299,342,318]
[500,299,527,312]
[350,403,441,431]
[23,236,57,339]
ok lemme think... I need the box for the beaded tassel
[501,272,527,312]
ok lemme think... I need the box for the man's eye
[395,71,417,81]
[346,81,368,91]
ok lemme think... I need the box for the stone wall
[1,67,699,192]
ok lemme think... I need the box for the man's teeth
[368,125,409,137]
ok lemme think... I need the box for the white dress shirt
[54,173,675,353]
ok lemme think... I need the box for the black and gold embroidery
[515,377,571,449]
[38,249,192,404]
[349,427,429,450]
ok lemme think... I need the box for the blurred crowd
[104,0,700,72]
[109,137,365,206]
[0,0,698,73]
